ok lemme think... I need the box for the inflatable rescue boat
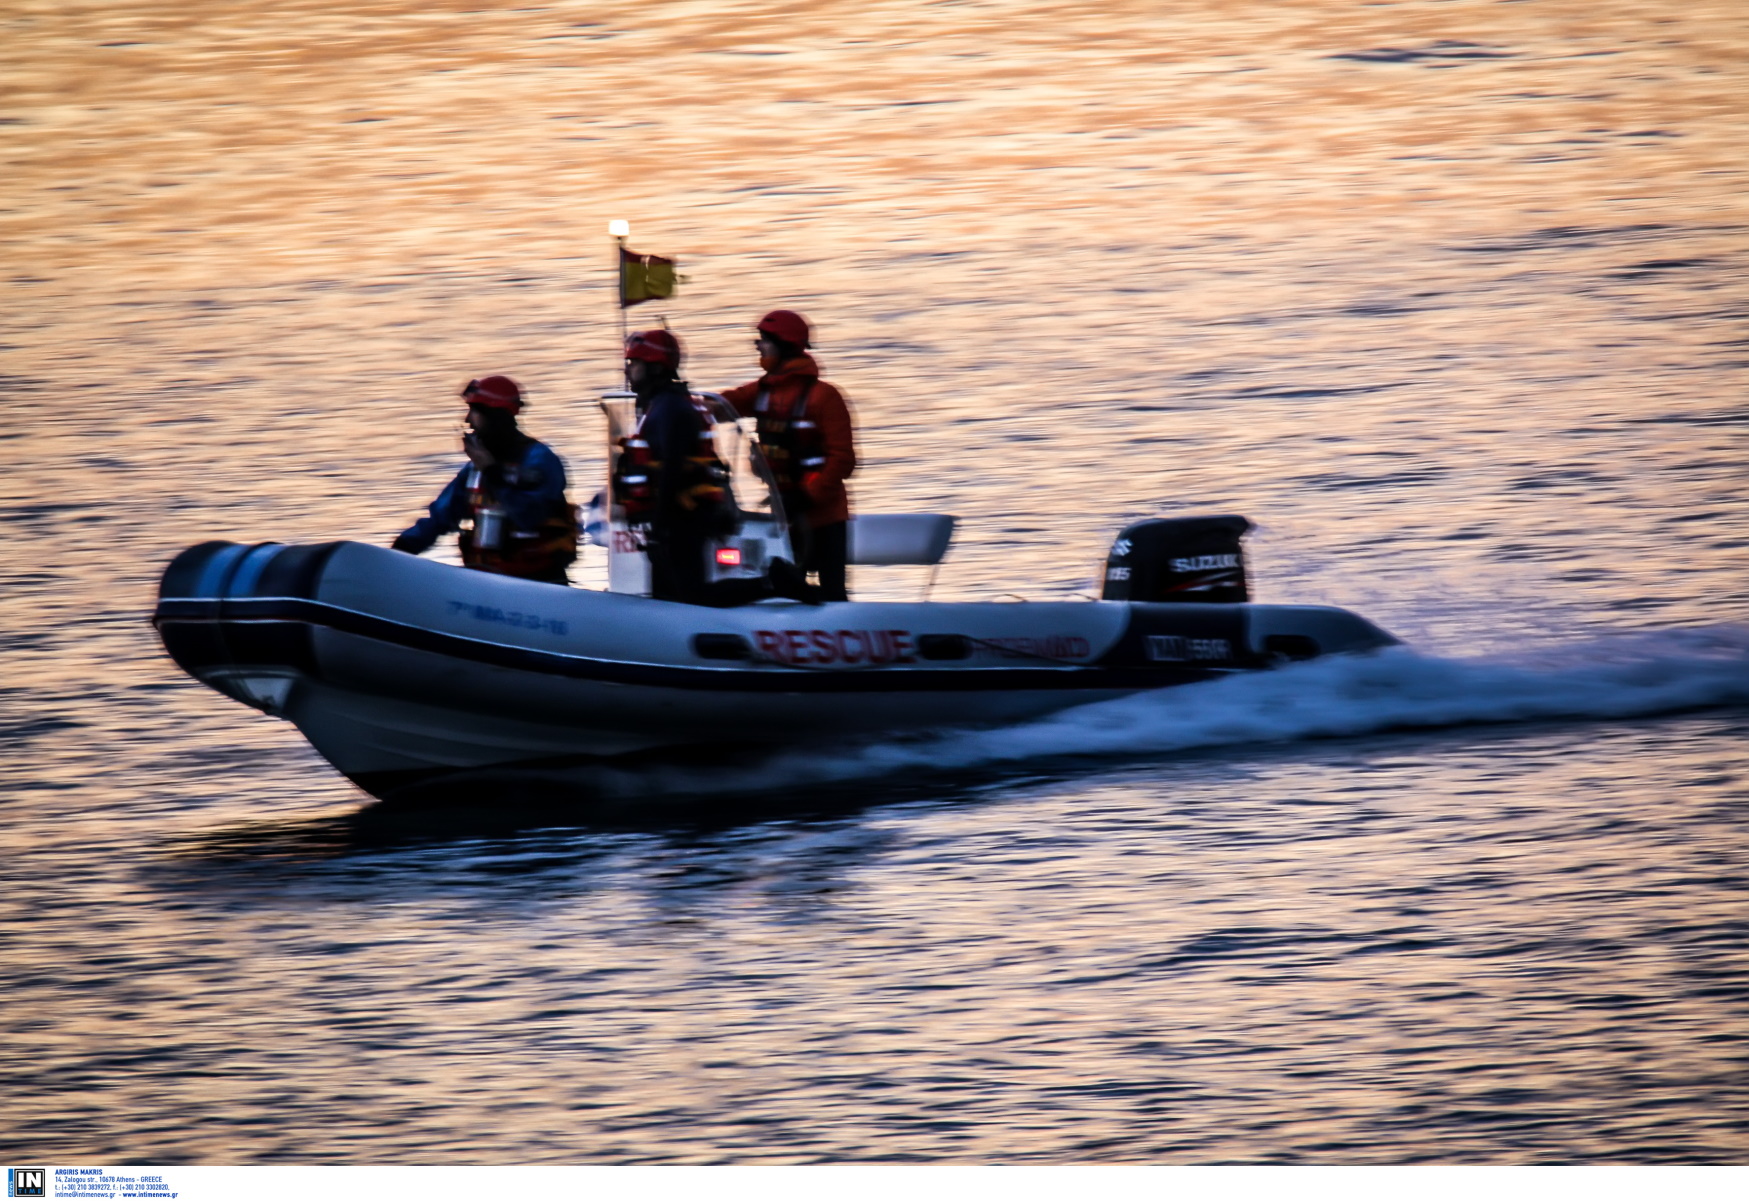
[153,393,1398,800]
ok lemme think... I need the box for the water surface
[2,0,1746,1163]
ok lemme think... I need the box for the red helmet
[756,309,811,349]
[461,374,523,413]
[625,328,683,368]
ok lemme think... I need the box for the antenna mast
[609,219,630,388]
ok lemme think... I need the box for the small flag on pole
[619,248,677,308]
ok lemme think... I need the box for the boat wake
[570,623,1749,804]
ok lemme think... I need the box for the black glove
[390,535,418,554]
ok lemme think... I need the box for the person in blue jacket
[391,375,578,584]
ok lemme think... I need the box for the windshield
[693,391,787,527]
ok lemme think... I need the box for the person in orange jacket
[719,309,857,602]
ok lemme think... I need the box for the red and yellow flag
[619,248,677,308]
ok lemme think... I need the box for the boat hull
[153,541,1398,799]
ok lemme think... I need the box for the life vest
[459,461,579,579]
[681,393,731,514]
[753,378,824,504]
[613,433,658,523]
[612,392,730,524]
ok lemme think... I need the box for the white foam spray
[584,625,1749,801]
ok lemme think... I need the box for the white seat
[847,514,956,566]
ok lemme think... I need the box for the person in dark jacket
[391,375,577,584]
[719,309,856,602]
[619,330,727,605]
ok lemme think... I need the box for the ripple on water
[3,0,1748,1164]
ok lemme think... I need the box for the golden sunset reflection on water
[2,0,1747,1164]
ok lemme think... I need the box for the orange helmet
[460,375,523,413]
[625,328,683,368]
[756,309,811,349]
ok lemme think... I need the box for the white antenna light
[608,219,630,237]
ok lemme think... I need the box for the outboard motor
[1101,515,1251,603]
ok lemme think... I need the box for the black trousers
[647,519,711,605]
[795,518,849,603]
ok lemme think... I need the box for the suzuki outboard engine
[1101,515,1251,603]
